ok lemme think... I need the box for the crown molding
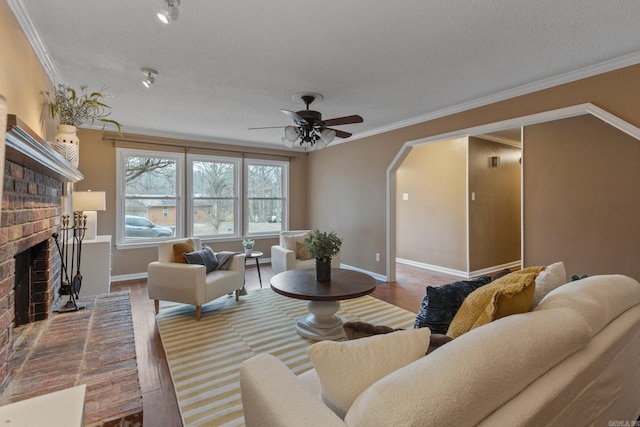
[7,0,62,84]
[344,51,640,144]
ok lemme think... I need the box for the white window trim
[243,158,289,237]
[115,148,185,249]
[186,153,242,238]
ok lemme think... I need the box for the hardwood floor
[110,262,460,426]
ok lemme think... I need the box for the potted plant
[303,229,342,282]
[44,84,122,167]
[242,239,255,256]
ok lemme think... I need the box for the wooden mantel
[5,114,83,183]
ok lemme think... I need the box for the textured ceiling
[11,0,640,150]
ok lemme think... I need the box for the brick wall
[0,159,62,394]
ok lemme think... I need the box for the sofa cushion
[533,261,567,307]
[307,328,431,419]
[172,240,195,263]
[345,307,591,427]
[183,246,219,273]
[447,266,543,338]
[535,274,640,335]
[414,276,492,334]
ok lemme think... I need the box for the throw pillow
[446,266,544,338]
[296,241,312,260]
[172,240,195,263]
[183,246,219,273]
[532,261,567,307]
[427,333,453,355]
[414,276,492,334]
[343,322,452,355]
[343,321,402,340]
[214,251,238,270]
[307,327,431,418]
[282,233,308,258]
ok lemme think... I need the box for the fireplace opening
[14,240,50,327]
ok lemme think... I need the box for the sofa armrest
[271,245,296,274]
[240,354,346,427]
[147,261,206,305]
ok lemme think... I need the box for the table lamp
[72,190,106,240]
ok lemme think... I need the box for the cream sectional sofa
[240,274,640,426]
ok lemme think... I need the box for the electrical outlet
[376,253,381,262]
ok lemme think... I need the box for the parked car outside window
[125,215,174,238]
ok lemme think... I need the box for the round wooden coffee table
[270,268,377,340]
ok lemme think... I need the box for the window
[245,160,288,235]
[188,155,240,237]
[116,148,288,246]
[117,149,183,244]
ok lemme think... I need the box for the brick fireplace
[0,115,82,394]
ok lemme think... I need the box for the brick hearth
[1,292,143,426]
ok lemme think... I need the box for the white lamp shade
[72,191,106,212]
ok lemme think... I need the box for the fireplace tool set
[52,213,86,312]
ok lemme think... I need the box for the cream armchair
[147,237,245,320]
[271,230,340,274]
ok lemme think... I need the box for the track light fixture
[141,68,158,88]
[157,0,180,24]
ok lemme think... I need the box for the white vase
[51,124,80,168]
[245,248,253,257]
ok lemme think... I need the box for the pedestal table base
[296,300,345,341]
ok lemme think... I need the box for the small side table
[244,251,264,288]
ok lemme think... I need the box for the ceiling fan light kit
[251,92,363,152]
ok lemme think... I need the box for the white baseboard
[396,258,521,279]
[340,263,388,283]
[111,272,148,283]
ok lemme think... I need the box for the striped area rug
[156,288,416,426]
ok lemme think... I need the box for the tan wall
[523,115,640,279]
[468,137,521,271]
[76,129,308,276]
[396,137,520,274]
[307,132,406,273]
[0,2,54,138]
[396,138,468,271]
[307,64,640,278]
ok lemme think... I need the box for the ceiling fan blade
[331,129,353,139]
[248,126,286,130]
[322,115,363,127]
[281,109,307,125]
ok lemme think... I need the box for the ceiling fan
[249,92,363,150]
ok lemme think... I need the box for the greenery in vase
[303,229,342,263]
[242,239,255,249]
[44,84,122,134]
